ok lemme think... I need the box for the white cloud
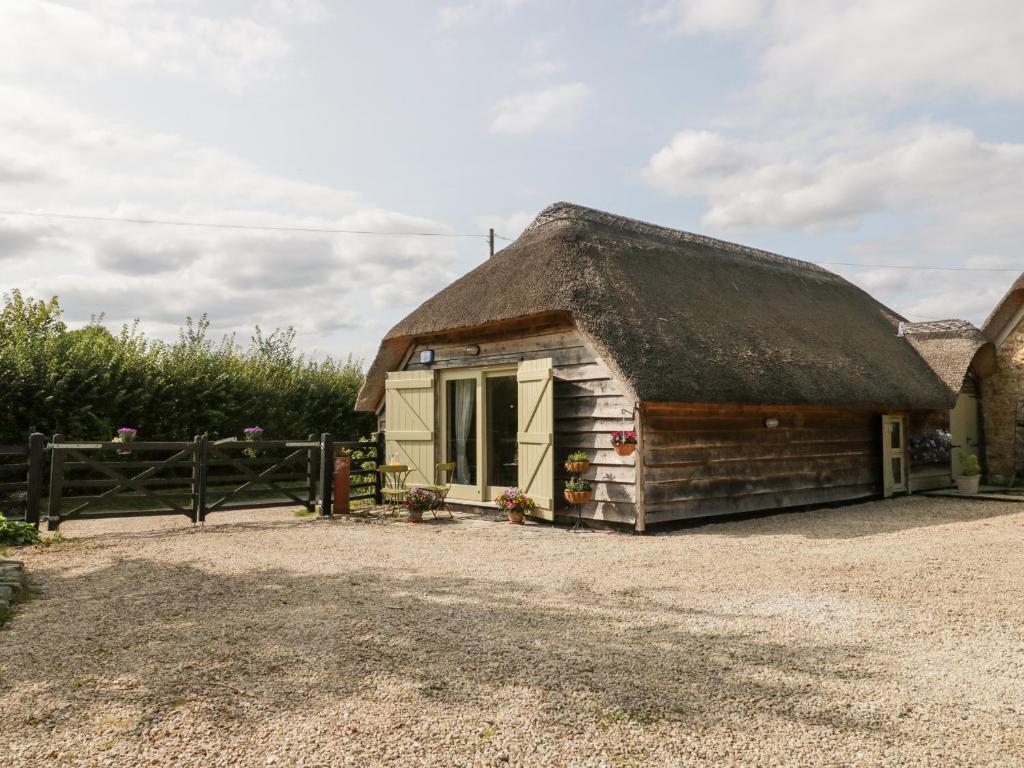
[490,82,591,135]
[646,0,1024,108]
[643,123,1024,238]
[0,0,322,91]
[0,85,461,354]
[643,0,768,33]
[474,212,534,241]
[437,0,529,29]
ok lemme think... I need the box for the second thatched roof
[357,202,955,411]
[903,320,995,394]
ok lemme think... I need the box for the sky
[1,0,1023,364]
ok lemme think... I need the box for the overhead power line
[1,208,1017,272]
[0,208,509,240]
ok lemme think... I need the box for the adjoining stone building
[979,277,1024,485]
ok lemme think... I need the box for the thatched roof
[982,273,1024,347]
[903,320,995,394]
[356,202,953,411]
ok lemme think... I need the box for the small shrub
[0,515,40,547]
[959,451,982,476]
[566,451,589,462]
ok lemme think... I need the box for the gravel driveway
[1,496,1023,767]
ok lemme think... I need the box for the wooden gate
[44,433,383,530]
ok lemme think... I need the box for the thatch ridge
[356,202,953,412]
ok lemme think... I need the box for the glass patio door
[440,368,518,503]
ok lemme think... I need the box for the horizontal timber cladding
[399,319,638,526]
[640,403,883,522]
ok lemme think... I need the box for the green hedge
[0,291,375,444]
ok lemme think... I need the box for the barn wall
[640,403,884,525]
[398,317,639,526]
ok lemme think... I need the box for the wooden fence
[0,432,383,530]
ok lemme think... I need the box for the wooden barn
[355,202,959,531]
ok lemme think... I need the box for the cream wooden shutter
[385,371,435,487]
[517,358,554,519]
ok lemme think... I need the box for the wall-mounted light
[419,350,435,364]
[764,417,780,429]
[464,344,480,356]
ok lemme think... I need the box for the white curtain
[455,379,475,484]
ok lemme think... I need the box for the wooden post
[46,433,65,531]
[306,432,319,515]
[489,228,495,258]
[192,435,208,524]
[25,433,45,528]
[633,404,647,535]
[319,433,333,517]
[374,431,386,506]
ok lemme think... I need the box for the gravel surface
[1,496,1023,767]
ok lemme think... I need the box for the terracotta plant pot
[955,475,980,494]
[564,460,590,474]
[507,510,524,525]
[564,489,593,505]
[613,443,637,457]
[406,508,424,523]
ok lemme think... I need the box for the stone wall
[981,325,1024,484]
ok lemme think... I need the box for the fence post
[192,434,208,525]
[306,433,319,515]
[319,432,333,517]
[46,433,65,531]
[374,431,385,506]
[25,433,45,528]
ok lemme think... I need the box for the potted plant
[564,451,591,474]
[402,487,441,523]
[955,451,982,494]
[113,427,137,455]
[243,425,263,458]
[610,430,637,457]
[564,477,593,505]
[494,487,536,524]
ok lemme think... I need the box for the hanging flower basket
[113,427,137,455]
[611,430,637,457]
[564,452,591,474]
[564,489,593,505]
[564,477,593,505]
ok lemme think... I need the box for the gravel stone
[1,495,1022,767]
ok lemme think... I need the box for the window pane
[486,375,518,488]
[447,379,477,485]
[890,421,902,450]
[891,457,902,486]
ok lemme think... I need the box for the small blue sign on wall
[419,349,435,365]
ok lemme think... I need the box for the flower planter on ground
[955,475,980,494]
[494,487,536,525]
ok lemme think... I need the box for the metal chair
[424,462,456,518]
[378,464,410,516]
